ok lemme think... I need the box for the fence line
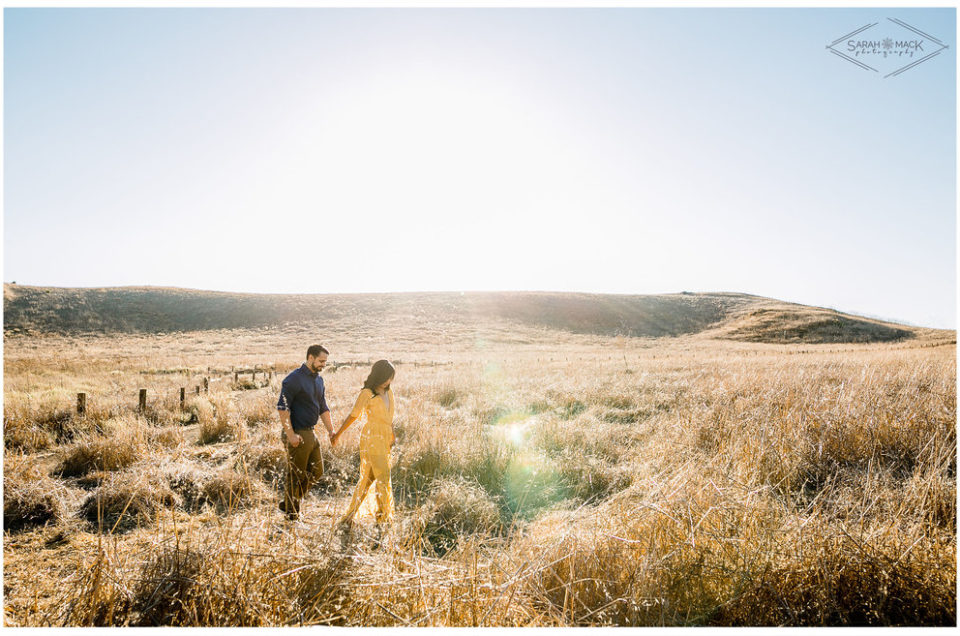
[72,373,257,415]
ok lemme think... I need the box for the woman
[332,359,396,526]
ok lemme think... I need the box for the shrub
[532,415,634,464]
[555,450,633,502]
[235,431,288,487]
[715,522,957,626]
[501,452,568,520]
[183,397,215,426]
[506,484,751,626]
[3,417,53,452]
[558,399,587,419]
[413,477,501,555]
[79,471,179,532]
[150,426,184,449]
[36,407,75,435]
[200,469,266,513]
[478,405,510,426]
[392,428,512,508]
[433,385,462,408]
[198,406,242,444]
[160,460,212,511]
[75,469,113,490]
[231,378,262,391]
[160,460,266,513]
[3,391,107,442]
[3,457,67,531]
[132,545,206,625]
[64,527,353,626]
[140,404,177,427]
[57,426,148,477]
[237,396,278,426]
[200,398,243,444]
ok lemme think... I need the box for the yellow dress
[341,388,395,524]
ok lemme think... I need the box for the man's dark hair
[306,345,329,359]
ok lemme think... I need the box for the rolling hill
[2,284,944,344]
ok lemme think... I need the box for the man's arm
[278,376,302,447]
[320,410,334,441]
[279,409,302,447]
[317,378,334,441]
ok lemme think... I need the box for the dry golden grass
[57,514,355,626]
[411,476,502,555]
[198,468,268,513]
[57,424,148,477]
[78,470,179,533]
[2,322,955,626]
[235,427,288,486]
[3,455,68,531]
[3,416,53,452]
[197,395,244,444]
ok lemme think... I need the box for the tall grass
[4,455,68,531]
[60,517,353,626]
[3,328,955,626]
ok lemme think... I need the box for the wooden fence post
[203,377,209,393]
[195,386,200,395]
[139,389,147,413]
[234,371,239,383]
[77,392,86,417]
[180,387,185,410]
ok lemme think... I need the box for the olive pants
[283,427,324,514]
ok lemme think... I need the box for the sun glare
[507,421,527,447]
[313,70,566,218]
[246,66,614,292]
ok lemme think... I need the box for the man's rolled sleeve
[278,378,300,412]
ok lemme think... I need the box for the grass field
[2,305,956,626]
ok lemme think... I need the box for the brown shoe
[280,502,299,519]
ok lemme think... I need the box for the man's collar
[299,363,318,377]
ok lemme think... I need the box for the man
[277,344,335,520]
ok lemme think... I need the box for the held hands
[329,429,338,446]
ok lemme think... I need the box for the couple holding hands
[277,344,396,526]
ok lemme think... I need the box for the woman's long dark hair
[363,359,395,395]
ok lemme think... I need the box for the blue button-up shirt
[277,364,330,431]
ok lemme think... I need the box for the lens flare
[508,422,526,446]
[481,412,570,518]
[486,412,535,448]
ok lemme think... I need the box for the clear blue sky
[4,8,956,328]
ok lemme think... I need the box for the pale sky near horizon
[3,7,956,328]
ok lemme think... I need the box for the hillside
[2,284,943,344]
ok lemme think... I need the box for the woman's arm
[390,396,397,447]
[331,389,372,446]
[331,413,358,446]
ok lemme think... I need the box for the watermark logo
[826,18,949,78]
